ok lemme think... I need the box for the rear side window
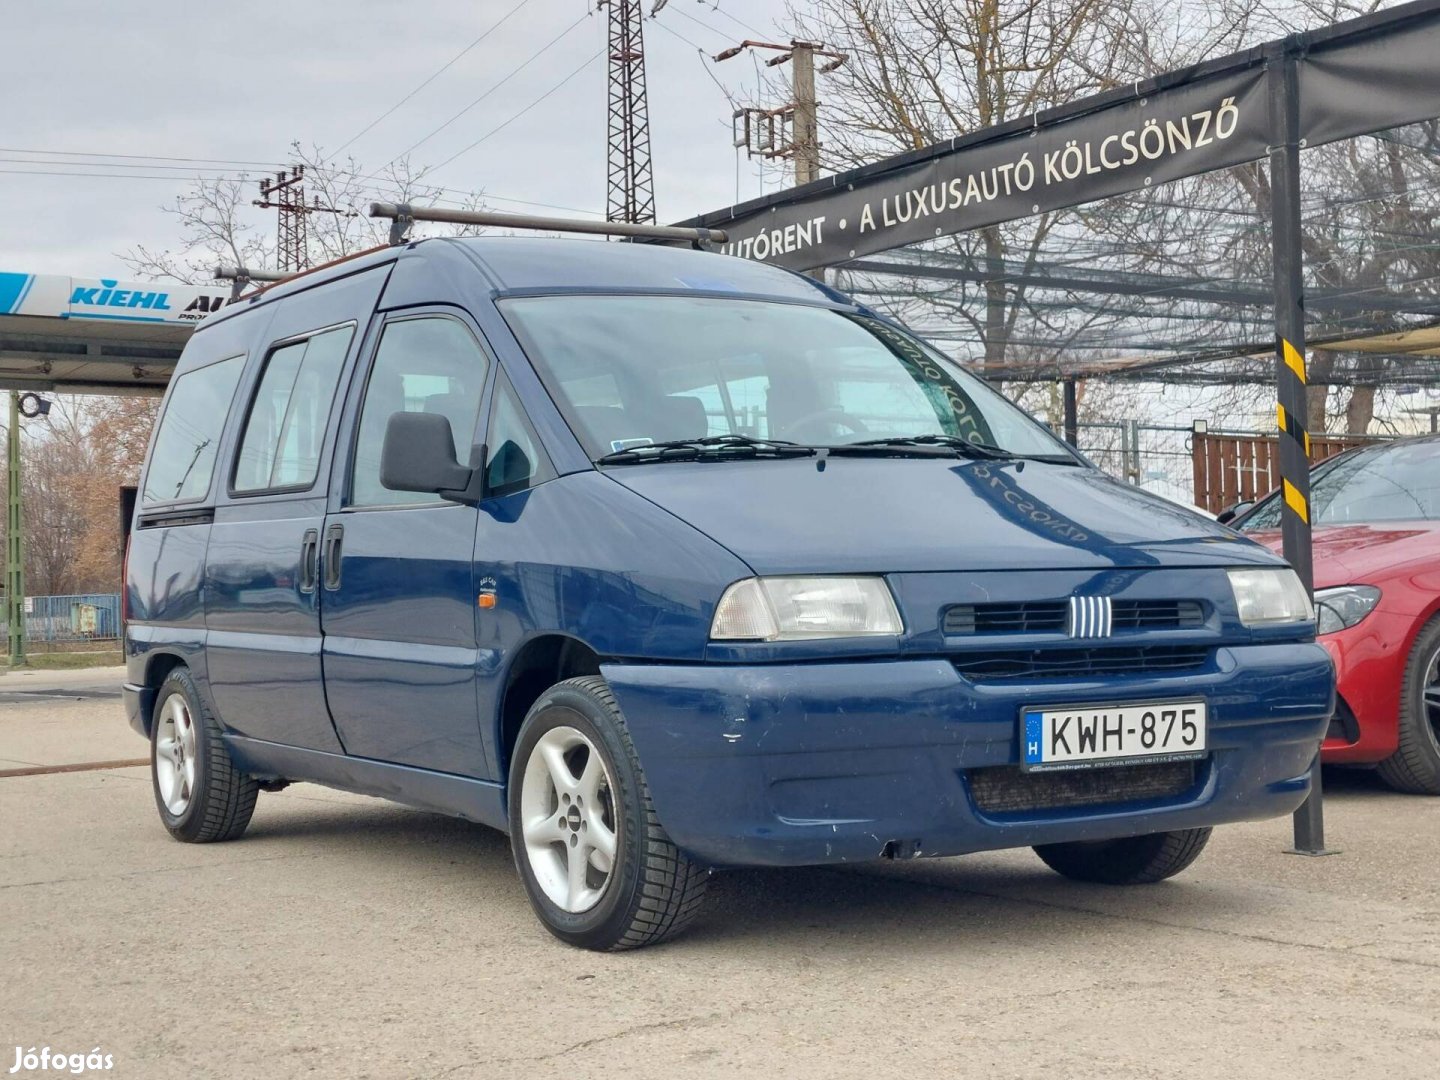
[349,315,490,507]
[233,325,354,493]
[142,354,246,505]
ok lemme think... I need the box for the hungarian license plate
[1021,700,1207,772]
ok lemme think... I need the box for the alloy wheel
[519,725,619,913]
[154,695,197,816]
[1425,643,1440,744]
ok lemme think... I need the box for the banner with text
[688,67,1270,271]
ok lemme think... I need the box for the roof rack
[212,245,393,300]
[368,203,728,249]
[214,264,290,300]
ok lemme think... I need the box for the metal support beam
[1062,379,1079,447]
[1268,47,1334,858]
[839,258,1440,317]
[6,391,24,668]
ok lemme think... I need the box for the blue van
[124,224,1333,950]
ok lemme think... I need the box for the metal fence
[0,593,122,644]
[1075,421,1198,504]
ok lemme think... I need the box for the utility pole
[715,40,846,187]
[6,392,23,668]
[791,43,819,186]
[254,165,352,272]
[6,392,49,668]
[601,0,658,224]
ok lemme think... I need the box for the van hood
[605,456,1278,574]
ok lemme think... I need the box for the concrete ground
[2,668,1437,1079]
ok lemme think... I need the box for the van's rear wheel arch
[140,651,189,736]
[497,635,601,777]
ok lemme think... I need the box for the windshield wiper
[596,434,816,466]
[842,435,1016,459]
[842,435,1080,464]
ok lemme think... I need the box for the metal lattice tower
[603,0,657,224]
[255,166,311,272]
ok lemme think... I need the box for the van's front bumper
[602,643,1333,868]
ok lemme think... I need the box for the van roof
[199,235,837,333]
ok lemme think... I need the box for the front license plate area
[1021,700,1207,772]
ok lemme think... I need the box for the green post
[7,390,24,668]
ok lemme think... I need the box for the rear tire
[508,676,708,950]
[150,667,259,843]
[1034,827,1212,885]
[1376,617,1440,795]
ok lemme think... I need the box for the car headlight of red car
[1314,585,1381,635]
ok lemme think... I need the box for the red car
[1237,436,1440,793]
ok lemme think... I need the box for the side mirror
[1216,500,1254,525]
[379,411,484,504]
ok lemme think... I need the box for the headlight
[711,576,904,641]
[1314,585,1381,635]
[1227,568,1314,627]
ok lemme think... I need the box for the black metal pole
[1268,44,1333,857]
[1062,379,1078,447]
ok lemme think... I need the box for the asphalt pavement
[2,668,1437,1079]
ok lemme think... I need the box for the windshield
[1240,439,1440,529]
[500,295,1074,461]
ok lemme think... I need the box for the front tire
[1377,617,1440,795]
[150,667,259,843]
[1034,827,1212,885]
[508,676,708,950]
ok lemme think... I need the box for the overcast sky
[3,0,788,277]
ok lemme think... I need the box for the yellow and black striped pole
[1268,43,1330,856]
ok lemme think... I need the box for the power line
[0,147,286,168]
[428,48,604,176]
[0,164,602,216]
[0,167,251,182]
[0,155,262,174]
[696,1,768,38]
[649,14,709,55]
[383,11,592,167]
[667,4,734,42]
[648,20,739,108]
[333,0,535,155]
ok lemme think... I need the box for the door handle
[323,523,344,590]
[298,529,319,593]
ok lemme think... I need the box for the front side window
[350,315,490,507]
[233,325,353,493]
[485,376,554,498]
[499,295,1072,460]
[142,354,245,504]
[1241,440,1440,529]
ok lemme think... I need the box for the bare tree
[119,142,486,284]
[786,0,1261,367]
[0,397,156,596]
[788,0,1435,436]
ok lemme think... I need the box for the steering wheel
[782,410,870,443]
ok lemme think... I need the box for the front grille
[944,599,1204,635]
[967,760,1199,814]
[1112,599,1205,630]
[943,601,1067,635]
[952,645,1209,681]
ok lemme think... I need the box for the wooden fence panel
[1191,432,1379,513]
